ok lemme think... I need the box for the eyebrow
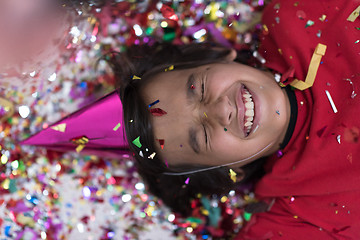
[188,126,200,154]
[186,73,196,102]
[186,73,200,154]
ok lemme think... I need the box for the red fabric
[236,0,360,239]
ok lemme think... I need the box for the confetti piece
[276,150,283,158]
[347,5,360,22]
[229,169,237,183]
[355,40,360,44]
[319,14,327,21]
[160,4,179,21]
[164,65,174,72]
[325,90,338,113]
[76,144,86,153]
[164,159,169,167]
[51,123,67,132]
[148,152,156,159]
[337,135,341,144]
[276,110,280,115]
[185,178,190,184]
[139,151,144,157]
[150,108,167,116]
[290,43,327,90]
[204,112,208,118]
[190,84,195,89]
[148,100,160,108]
[157,139,165,149]
[243,212,252,221]
[224,128,227,132]
[305,20,314,28]
[71,136,89,145]
[113,123,121,131]
[132,75,141,80]
[132,136,142,148]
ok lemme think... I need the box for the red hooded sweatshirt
[236,0,360,239]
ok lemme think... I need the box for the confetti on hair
[157,139,165,149]
[113,123,121,131]
[347,5,360,22]
[325,90,338,113]
[185,178,190,185]
[139,151,144,158]
[229,169,237,183]
[164,65,174,72]
[51,123,67,132]
[148,100,160,108]
[132,136,142,148]
[148,152,156,159]
[132,75,141,80]
[244,212,252,221]
[150,108,167,116]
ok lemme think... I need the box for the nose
[204,95,234,126]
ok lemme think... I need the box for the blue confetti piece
[148,99,159,108]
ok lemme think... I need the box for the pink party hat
[21,90,129,158]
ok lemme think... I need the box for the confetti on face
[148,100,160,108]
[156,139,165,149]
[276,110,280,115]
[113,123,121,131]
[150,108,167,116]
[51,123,67,132]
[190,84,195,89]
[224,128,227,132]
[229,169,237,183]
[132,136,142,148]
[185,177,190,185]
[203,112,208,118]
[132,75,141,80]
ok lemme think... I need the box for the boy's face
[141,62,291,170]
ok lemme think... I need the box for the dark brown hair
[106,42,265,216]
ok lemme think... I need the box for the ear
[232,167,245,183]
[224,48,237,62]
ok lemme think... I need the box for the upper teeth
[243,88,254,134]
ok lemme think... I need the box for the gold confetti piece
[72,136,89,145]
[148,152,156,159]
[76,144,85,153]
[229,169,237,183]
[204,112,208,118]
[290,43,327,90]
[319,14,327,22]
[113,123,121,131]
[51,123,67,132]
[132,75,141,80]
[347,5,360,22]
[165,65,174,72]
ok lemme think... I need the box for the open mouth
[241,86,255,136]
